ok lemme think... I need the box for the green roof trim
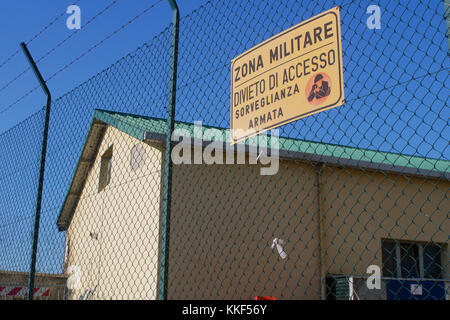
[57,108,449,231]
[93,109,449,176]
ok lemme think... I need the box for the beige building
[57,109,449,300]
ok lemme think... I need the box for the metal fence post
[20,42,52,301]
[159,0,180,300]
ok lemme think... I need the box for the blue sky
[0,0,206,134]
[0,0,207,274]
[0,0,449,274]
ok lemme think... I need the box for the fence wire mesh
[0,0,449,300]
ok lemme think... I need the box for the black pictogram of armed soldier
[307,74,331,102]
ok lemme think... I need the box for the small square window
[99,145,113,192]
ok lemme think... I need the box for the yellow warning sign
[230,6,345,144]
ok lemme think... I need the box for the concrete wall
[167,155,449,299]
[168,159,321,300]
[321,167,449,279]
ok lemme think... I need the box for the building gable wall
[66,125,163,299]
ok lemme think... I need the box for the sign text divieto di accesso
[230,7,345,143]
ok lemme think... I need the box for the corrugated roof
[94,109,450,175]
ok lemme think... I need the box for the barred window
[382,240,443,280]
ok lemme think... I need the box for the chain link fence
[0,0,449,300]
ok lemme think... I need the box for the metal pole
[20,42,52,300]
[159,0,179,300]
